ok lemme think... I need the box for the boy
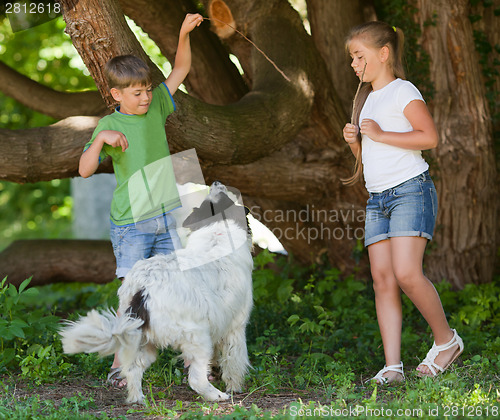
[79,13,204,387]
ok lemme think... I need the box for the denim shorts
[110,213,181,278]
[364,170,438,247]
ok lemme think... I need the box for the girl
[342,21,463,384]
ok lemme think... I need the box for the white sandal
[368,361,405,385]
[417,329,464,377]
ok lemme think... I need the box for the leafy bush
[0,277,69,383]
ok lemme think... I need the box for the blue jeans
[364,170,438,247]
[110,213,181,278]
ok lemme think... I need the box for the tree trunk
[0,240,116,288]
[415,0,498,288]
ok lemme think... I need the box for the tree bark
[0,240,116,288]
[415,0,498,288]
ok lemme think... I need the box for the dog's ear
[182,197,218,228]
[212,193,236,214]
[182,206,201,227]
[183,189,247,230]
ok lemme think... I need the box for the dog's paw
[126,394,145,405]
[203,389,229,401]
[225,386,243,394]
[217,391,230,401]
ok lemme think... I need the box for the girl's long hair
[342,21,406,186]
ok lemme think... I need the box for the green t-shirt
[85,82,181,226]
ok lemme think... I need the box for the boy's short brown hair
[104,55,152,89]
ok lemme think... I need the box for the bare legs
[110,276,126,388]
[368,240,403,382]
[369,237,458,379]
[110,307,127,388]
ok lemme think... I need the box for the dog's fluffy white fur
[60,183,253,404]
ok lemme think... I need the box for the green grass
[0,250,499,418]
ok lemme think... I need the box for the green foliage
[0,277,67,383]
[246,251,499,417]
[248,250,379,372]
[0,179,73,251]
[0,387,112,419]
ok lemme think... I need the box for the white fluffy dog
[60,182,253,404]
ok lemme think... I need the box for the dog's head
[182,181,250,234]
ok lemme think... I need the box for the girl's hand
[180,13,203,35]
[360,119,383,142]
[343,123,359,144]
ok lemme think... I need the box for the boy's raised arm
[165,13,203,95]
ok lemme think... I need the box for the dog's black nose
[212,180,222,186]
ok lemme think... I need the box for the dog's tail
[60,309,144,357]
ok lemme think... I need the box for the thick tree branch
[0,60,107,119]
[0,116,109,183]
[0,240,115,288]
[203,149,366,204]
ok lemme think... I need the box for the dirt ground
[1,376,320,418]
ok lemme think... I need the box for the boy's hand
[79,130,127,178]
[180,13,203,36]
[97,130,128,152]
[343,123,359,144]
